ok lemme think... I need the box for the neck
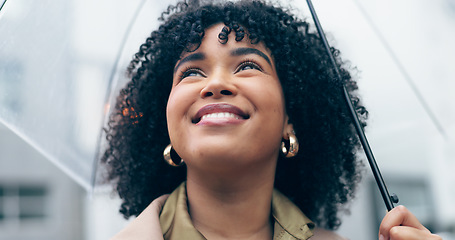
[186,164,276,240]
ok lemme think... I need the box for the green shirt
[160,183,315,240]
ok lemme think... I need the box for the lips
[192,103,249,124]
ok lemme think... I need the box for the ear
[282,115,294,140]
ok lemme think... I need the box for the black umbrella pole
[305,0,396,211]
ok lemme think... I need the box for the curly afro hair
[101,0,367,230]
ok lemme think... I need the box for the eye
[179,67,205,80]
[235,60,263,73]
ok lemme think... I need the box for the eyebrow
[173,47,272,72]
[174,52,206,72]
[230,48,271,66]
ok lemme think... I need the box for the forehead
[179,23,271,59]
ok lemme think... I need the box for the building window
[0,187,4,221]
[0,184,48,225]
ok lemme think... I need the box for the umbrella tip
[390,193,399,204]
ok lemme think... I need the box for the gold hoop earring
[281,131,299,158]
[163,144,184,167]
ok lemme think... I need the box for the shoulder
[110,195,169,240]
[311,227,348,240]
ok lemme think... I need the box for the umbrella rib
[91,0,148,190]
[305,0,396,211]
[0,0,8,14]
[351,0,447,140]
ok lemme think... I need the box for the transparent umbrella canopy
[0,0,454,226]
[0,0,171,190]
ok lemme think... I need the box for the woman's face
[167,23,290,174]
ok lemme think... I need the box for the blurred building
[0,0,165,239]
[0,123,85,240]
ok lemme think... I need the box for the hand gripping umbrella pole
[305,0,399,211]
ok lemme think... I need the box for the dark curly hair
[101,0,367,230]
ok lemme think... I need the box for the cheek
[269,83,286,117]
[166,87,185,133]
[167,84,188,114]
[247,80,286,138]
[253,81,286,115]
[166,84,197,138]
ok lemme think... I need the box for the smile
[201,112,241,120]
[193,103,249,124]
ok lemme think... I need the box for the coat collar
[160,182,314,240]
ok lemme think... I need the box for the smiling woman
[167,24,286,180]
[101,0,440,239]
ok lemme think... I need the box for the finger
[388,226,441,240]
[379,205,430,239]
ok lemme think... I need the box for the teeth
[201,112,240,120]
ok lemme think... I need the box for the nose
[200,72,237,98]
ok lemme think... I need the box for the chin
[189,145,274,167]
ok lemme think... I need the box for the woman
[102,0,441,239]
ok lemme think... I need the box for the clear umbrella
[0,0,454,231]
[0,0,170,190]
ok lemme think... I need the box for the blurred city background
[0,0,454,239]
